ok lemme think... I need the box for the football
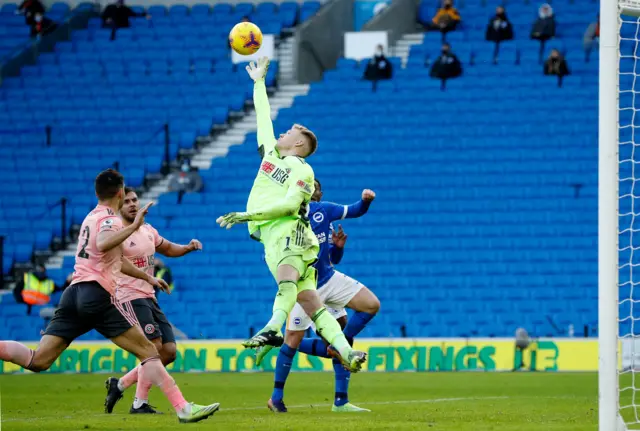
[229,22,263,55]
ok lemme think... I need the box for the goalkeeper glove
[245,57,270,82]
[216,212,252,229]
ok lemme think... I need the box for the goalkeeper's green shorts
[260,218,319,292]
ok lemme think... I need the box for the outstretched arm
[217,163,314,228]
[247,58,276,157]
[217,186,307,227]
[156,239,202,257]
[325,189,376,222]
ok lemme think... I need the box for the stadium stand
[0,0,599,341]
[0,1,74,59]
[0,0,329,340]
[137,0,598,341]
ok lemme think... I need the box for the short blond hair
[294,124,318,157]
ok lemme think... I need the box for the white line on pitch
[0,396,509,423]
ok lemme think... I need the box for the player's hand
[332,225,348,248]
[186,239,202,252]
[216,212,251,229]
[133,202,153,228]
[246,57,269,82]
[362,189,376,202]
[149,277,171,294]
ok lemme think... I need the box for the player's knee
[138,340,160,361]
[29,355,54,373]
[360,290,380,314]
[297,290,321,315]
[284,331,304,348]
[366,296,381,314]
[160,343,177,366]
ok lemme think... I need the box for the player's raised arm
[343,189,375,219]
[216,162,314,228]
[246,57,276,157]
[96,202,152,252]
[324,189,376,222]
[156,238,202,257]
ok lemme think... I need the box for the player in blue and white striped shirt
[258,179,381,413]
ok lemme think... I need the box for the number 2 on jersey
[77,226,90,259]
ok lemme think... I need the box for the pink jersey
[115,223,164,303]
[71,205,124,295]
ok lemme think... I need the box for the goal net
[603,1,640,431]
[619,8,640,430]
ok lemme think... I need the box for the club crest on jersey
[312,212,324,223]
[261,161,275,174]
[294,317,302,325]
[144,324,155,335]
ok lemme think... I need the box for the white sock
[133,398,147,409]
[178,403,192,416]
[117,379,126,392]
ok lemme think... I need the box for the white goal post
[600,0,621,430]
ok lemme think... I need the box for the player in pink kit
[105,187,203,414]
[0,169,220,424]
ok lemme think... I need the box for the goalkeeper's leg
[296,271,366,373]
[242,263,301,348]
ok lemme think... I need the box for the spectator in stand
[363,44,393,89]
[485,6,514,64]
[530,3,556,63]
[102,0,149,39]
[583,14,600,63]
[430,42,462,90]
[16,0,44,26]
[429,0,460,38]
[13,265,56,315]
[168,158,204,195]
[154,258,174,298]
[543,49,570,88]
[30,12,57,38]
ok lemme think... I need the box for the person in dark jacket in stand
[363,44,393,91]
[485,6,514,63]
[530,3,556,63]
[430,42,462,90]
[17,0,44,26]
[30,12,57,38]
[543,48,570,88]
[102,0,149,40]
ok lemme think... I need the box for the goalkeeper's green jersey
[246,80,315,236]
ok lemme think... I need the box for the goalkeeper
[216,57,367,373]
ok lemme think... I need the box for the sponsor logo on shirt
[296,180,312,193]
[316,232,327,244]
[260,161,290,185]
[132,255,154,269]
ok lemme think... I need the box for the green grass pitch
[0,372,597,430]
